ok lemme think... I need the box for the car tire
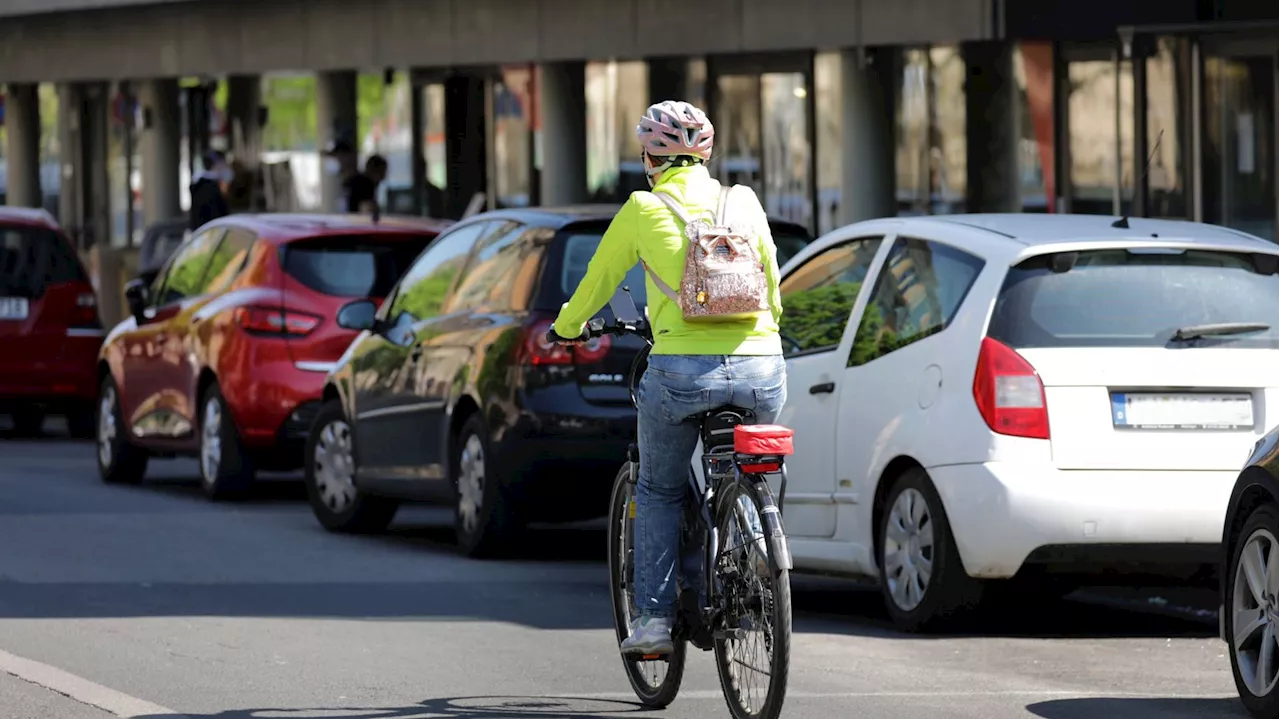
[305,399,398,533]
[96,376,148,485]
[452,413,520,559]
[877,467,983,633]
[66,404,97,440]
[1226,502,1278,719]
[198,383,256,500]
[11,408,45,437]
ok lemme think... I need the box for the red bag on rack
[733,424,795,456]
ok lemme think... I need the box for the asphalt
[0,421,1251,719]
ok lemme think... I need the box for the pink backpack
[641,183,771,323]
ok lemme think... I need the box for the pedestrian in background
[346,154,388,216]
[189,150,232,231]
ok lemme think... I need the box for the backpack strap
[641,183,722,305]
[715,183,735,226]
[650,188,695,226]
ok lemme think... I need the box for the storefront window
[711,74,762,192]
[814,52,842,235]
[106,86,141,248]
[1014,43,1053,212]
[492,65,533,208]
[761,72,812,229]
[585,60,647,203]
[1064,52,1135,215]
[897,49,929,215]
[931,47,966,214]
[895,47,965,216]
[1145,37,1191,219]
[1203,52,1277,241]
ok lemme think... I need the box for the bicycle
[550,289,794,719]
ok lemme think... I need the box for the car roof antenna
[1112,128,1163,229]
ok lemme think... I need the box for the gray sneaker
[620,616,674,656]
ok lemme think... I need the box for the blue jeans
[633,353,787,620]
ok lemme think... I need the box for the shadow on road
[1026,696,1247,718]
[789,575,1219,641]
[135,695,652,718]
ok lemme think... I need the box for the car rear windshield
[558,228,813,307]
[987,247,1280,349]
[0,224,86,297]
[283,233,434,298]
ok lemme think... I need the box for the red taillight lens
[522,319,611,365]
[972,336,1050,440]
[71,289,101,328]
[234,306,321,336]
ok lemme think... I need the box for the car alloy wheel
[313,419,356,513]
[1232,526,1278,699]
[200,397,223,484]
[457,433,486,539]
[883,487,935,612]
[98,387,117,470]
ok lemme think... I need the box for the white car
[771,213,1279,632]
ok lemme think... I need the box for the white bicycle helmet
[636,101,715,183]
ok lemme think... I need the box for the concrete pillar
[538,61,588,206]
[57,84,84,234]
[840,49,898,224]
[443,74,488,219]
[315,70,357,213]
[4,83,43,208]
[647,57,689,105]
[225,74,262,163]
[137,78,182,226]
[963,41,1020,213]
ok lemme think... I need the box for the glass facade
[1203,52,1277,241]
[585,60,648,203]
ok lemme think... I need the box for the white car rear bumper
[929,462,1235,579]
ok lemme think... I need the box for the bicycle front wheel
[712,477,791,719]
[607,462,686,708]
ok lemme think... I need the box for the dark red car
[0,207,103,438]
[96,213,451,498]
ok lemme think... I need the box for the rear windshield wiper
[1171,322,1271,341]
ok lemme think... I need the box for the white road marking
[0,647,188,718]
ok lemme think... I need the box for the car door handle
[809,382,835,395]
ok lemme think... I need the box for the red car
[0,207,103,438]
[96,213,451,498]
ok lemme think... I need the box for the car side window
[152,228,225,307]
[198,228,257,296]
[445,222,535,313]
[848,236,985,367]
[387,220,491,323]
[777,237,884,357]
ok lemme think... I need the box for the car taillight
[71,288,101,328]
[522,319,611,365]
[234,306,321,337]
[972,336,1049,440]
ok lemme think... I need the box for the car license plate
[1110,392,1254,430]
[0,297,29,320]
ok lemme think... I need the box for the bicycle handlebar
[545,316,652,346]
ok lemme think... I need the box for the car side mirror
[336,299,378,332]
[123,279,149,321]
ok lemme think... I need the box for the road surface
[0,426,1247,718]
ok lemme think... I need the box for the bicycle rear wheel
[712,477,791,719]
[607,462,686,708]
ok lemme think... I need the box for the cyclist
[548,100,787,656]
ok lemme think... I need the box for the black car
[304,204,813,557]
[1221,425,1278,719]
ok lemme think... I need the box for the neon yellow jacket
[553,164,783,356]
